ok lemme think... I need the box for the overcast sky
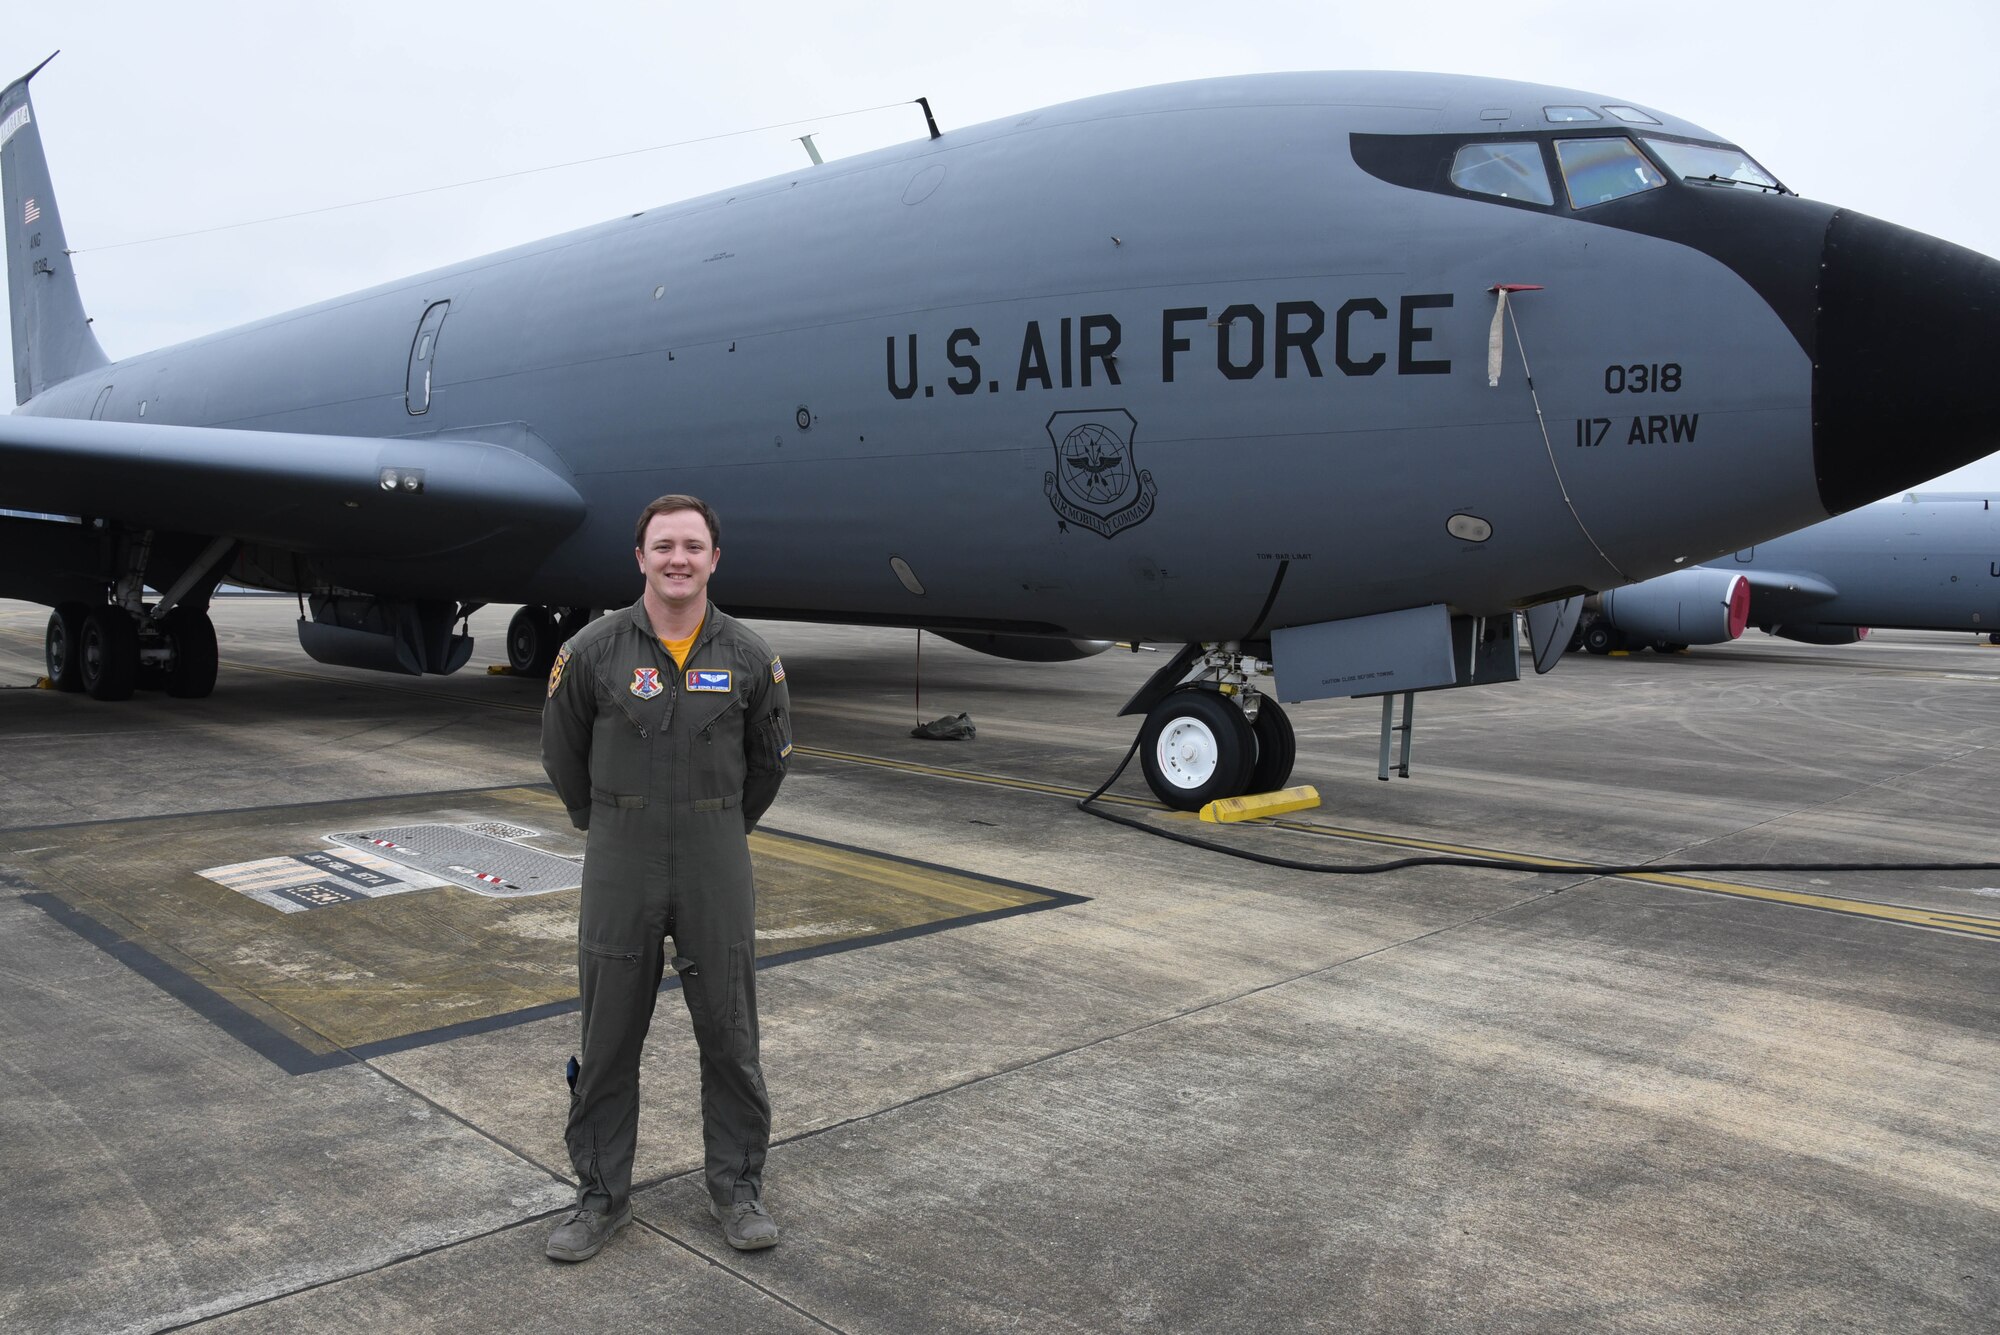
[8,0,1997,494]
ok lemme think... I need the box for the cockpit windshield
[1641,138,1785,193]
[1554,137,1666,209]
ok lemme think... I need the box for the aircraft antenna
[915,97,942,140]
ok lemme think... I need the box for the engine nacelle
[1769,623,1870,645]
[931,631,1116,662]
[1599,568,1751,645]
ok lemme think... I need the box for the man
[540,494,792,1260]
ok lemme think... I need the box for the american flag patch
[770,655,785,683]
[23,198,40,225]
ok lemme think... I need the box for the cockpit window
[1449,142,1554,205]
[1555,136,1666,208]
[1544,106,1601,123]
[1604,105,1661,125]
[1641,138,1783,193]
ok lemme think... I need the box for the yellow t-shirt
[660,619,703,670]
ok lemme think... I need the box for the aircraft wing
[1736,567,1839,622]
[0,414,584,557]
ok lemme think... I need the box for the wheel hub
[1156,718,1221,789]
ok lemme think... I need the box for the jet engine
[1597,568,1751,647]
[931,631,1116,662]
[1769,623,1870,645]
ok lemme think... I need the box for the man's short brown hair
[634,494,720,549]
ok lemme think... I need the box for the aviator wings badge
[1044,410,1157,539]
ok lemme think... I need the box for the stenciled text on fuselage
[883,294,1456,400]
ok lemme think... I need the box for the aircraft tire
[163,609,219,699]
[44,602,89,692]
[1139,688,1255,812]
[507,606,559,677]
[1247,698,1297,794]
[1582,621,1617,655]
[80,608,139,702]
[1990,632,1999,645]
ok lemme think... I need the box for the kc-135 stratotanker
[4,61,1997,808]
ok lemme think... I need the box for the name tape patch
[687,668,732,692]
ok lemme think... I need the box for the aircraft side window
[1554,137,1666,209]
[1640,137,1784,193]
[405,300,451,416]
[1448,142,1554,206]
[1543,106,1601,123]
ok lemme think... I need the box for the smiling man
[540,494,793,1260]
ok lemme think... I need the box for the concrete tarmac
[1,598,1996,1333]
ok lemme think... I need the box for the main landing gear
[505,605,591,677]
[1133,644,1296,811]
[45,601,219,701]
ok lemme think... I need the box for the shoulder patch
[547,646,571,698]
[770,655,786,683]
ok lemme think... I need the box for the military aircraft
[5,59,1999,808]
[1576,493,2000,652]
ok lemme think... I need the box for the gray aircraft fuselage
[1725,496,1999,634]
[6,70,1999,649]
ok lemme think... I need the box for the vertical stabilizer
[2,54,108,407]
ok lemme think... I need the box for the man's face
[635,509,720,611]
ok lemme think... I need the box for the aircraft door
[405,300,450,415]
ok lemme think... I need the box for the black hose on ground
[1077,727,2000,876]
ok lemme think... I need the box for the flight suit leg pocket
[676,945,755,1053]
[729,939,760,1051]
[672,952,720,1039]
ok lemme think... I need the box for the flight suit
[541,599,791,1215]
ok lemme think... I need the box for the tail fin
[2,53,108,407]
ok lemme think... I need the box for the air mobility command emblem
[687,669,732,692]
[770,655,785,683]
[546,646,571,698]
[630,667,663,699]
[1044,409,1156,538]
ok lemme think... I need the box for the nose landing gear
[1131,644,1297,811]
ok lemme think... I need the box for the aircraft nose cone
[1814,212,2000,513]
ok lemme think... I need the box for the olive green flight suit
[541,599,791,1214]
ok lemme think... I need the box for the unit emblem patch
[687,669,733,692]
[630,667,663,699]
[547,646,571,698]
[1044,409,1157,538]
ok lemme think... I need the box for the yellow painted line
[750,834,1035,914]
[149,657,2000,943]
[793,744,1165,811]
[1254,816,2000,939]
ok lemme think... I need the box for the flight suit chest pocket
[590,667,656,803]
[687,693,749,795]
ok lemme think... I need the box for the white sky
[7,0,1998,493]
